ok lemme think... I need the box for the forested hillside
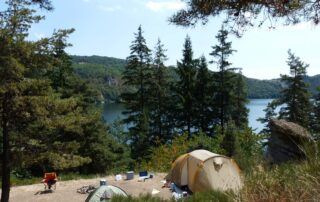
[72,55,127,102]
[245,78,283,98]
[72,55,320,101]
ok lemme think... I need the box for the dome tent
[167,150,242,193]
[85,185,127,202]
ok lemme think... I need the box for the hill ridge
[71,55,320,101]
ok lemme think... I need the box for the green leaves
[170,0,320,36]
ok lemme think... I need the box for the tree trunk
[1,125,10,202]
[1,97,10,202]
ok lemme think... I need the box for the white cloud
[99,5,122,12]
[145,0,185,12]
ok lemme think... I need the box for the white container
[115,174,122,181]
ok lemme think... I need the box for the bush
[233,127,265,173]
[140,133,223,172]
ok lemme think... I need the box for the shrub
[140,133,224,172]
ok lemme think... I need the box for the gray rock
[266,119,315,164]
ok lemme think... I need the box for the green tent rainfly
[85,185,128,202]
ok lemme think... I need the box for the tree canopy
[170,0,320,36]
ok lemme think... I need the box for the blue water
[103,99,273,133]
[247,99,273,132]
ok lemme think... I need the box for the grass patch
[111,191,233,202]
[241,160,320,201]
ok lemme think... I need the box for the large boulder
[266,119,315,164]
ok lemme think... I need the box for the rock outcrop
[266,119,315,164]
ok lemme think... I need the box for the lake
[103,99,273,133]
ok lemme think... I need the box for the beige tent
[167,150,242,193]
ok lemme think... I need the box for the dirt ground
[6,173,172,202]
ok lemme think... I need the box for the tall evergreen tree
[257,100,279,134]
[0,1,57,200]
[210,28,236,134]
[221,122,237,157]
[174,36,197,138]
[0,2,127,201]
[232,69,249,128]
[49,29,75,90]
[0,1,51,200]
[121,26,153,160]
[278,50,311,128]
[193,56,214,135]
[312,87,320,138]
[149,39,171,144]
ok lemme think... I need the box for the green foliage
[245,78,282,99]
[220,123,237,157]
[121,26,153,161]
[0,6,131,199]
[193,56,214,135]
[233,127,264,173]
[232,70,249,128]
[277,50,312,128]
[72,56,127,103]
[210,28,243,133]
[0,0,56,200]
[71,55,320,102]
[174,36,197,137]
[169,0,320,36]
[148,39,172,145]
[311,87,320,137]
[140,133,224,172]
[257,100,279,134]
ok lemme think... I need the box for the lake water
[103,99,273,133]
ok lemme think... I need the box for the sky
[24,0,320,79]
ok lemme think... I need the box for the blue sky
[26,0,320,79]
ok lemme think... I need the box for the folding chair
[42,172,58,190]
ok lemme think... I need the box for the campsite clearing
[7,173,172,202]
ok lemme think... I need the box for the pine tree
[0,1,54,200]
[257,100,279,134]
[221,122,237,157]
[232,69,249,128]
[149,39,171,144]
[312,87,320,139]
[49,29,75,90]
[278,50,311,128]
[210,28,236,134]
[0,2,124,201]
[193,56,214,135]
[121,26,153,160]
[174,36,197,138]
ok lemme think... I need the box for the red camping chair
[42,172,58,190]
